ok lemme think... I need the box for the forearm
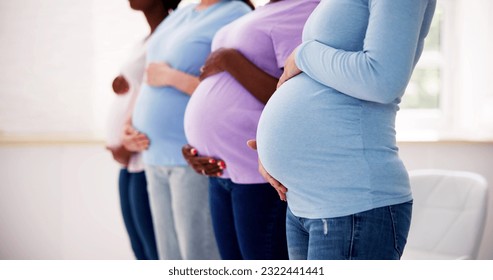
[296,0,432,104]
[296,41,411,104]
[223,50,278,105]
[168,68,200,96]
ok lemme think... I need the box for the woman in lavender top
[183,0,319,259]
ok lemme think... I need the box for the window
[397,0,493,142]
[401,7,443,110]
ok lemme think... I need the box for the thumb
[246,139,257,150]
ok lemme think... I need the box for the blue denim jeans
[118,169,158,260]
[145,165,220,260]
[209,177,289,260]
[286,201,412,260]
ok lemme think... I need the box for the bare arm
[146,62,200,96]
[200,48,278,104]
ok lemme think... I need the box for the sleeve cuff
[294,40,315,72]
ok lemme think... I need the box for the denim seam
[388,205,402,256]
[348,215,355,260]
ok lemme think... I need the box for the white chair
[402,169,489,260]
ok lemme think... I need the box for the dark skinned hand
[199,48,236,81]
[182,144,226,177]
[112,75,130,95]
[106,145,132,166]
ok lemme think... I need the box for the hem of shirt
[127,167,145,173]
[287,194,413,219]
[228,175,268,185]
[142,158,188,167]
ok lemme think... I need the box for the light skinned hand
[146,62,173,87]
[182,144,226,177]
[277,47,302,89]
[122,124,150,152]
[247,139,288,201]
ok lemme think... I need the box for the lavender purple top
[184,0,320,184]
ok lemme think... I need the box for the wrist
[221,48,238,71]
[166,67,179,87]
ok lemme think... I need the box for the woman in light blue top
[130,0,252,259]
[255,0,437,259]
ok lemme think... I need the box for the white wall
[0,0,147,137]
[0,143,133,259]
[0,141,492,260]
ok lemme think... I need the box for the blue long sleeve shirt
[257,0,436,218]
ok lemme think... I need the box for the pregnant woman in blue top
[255,0,437,259]
[131,0,252,259]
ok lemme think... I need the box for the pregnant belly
[256,74,364,186]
